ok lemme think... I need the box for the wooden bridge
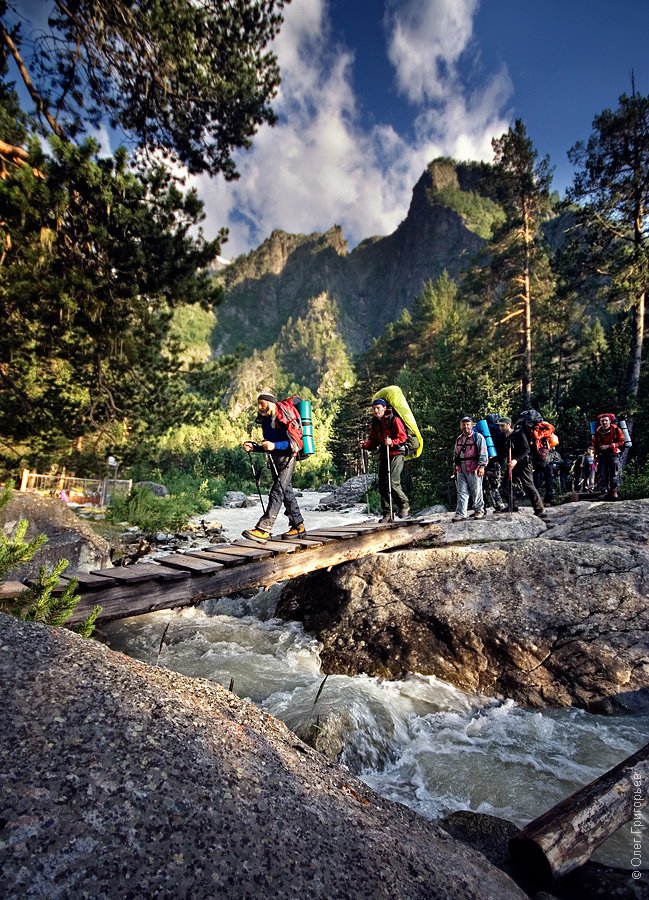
[2,518,440,626]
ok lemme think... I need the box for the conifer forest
[1,1,648,515]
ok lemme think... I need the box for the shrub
[0,484,100,634]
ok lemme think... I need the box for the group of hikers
[239,391,628,541]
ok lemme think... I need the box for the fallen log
[509,741,649,883]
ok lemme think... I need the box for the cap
[257,393,277,404]
[496,416,512,425]
[460,416,473,423]
[372,398,388,407]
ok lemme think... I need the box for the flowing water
[101,492,649,870]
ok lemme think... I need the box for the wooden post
[509,741,649,883]
[20,468,30,492]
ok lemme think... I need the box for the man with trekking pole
[359,398,410,523]
[241,392,306,542]
[495,416,546,518]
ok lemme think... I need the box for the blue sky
[198,0,649,260]
[8,0,649,260]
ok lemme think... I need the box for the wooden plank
[185,550,247,567]
[236,538,297,554]
[274,536,324,548]
[62,572,117,590]
[0,580,28,600]
[88,563,187,585]
[304,529,359,539]
[211,543,273,560]
[151,554,223,574]
[299,532,336,542]
[66,521,442,625]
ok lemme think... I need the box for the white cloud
[195,0,513,260]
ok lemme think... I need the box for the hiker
[241,392,305,541]
[360,398,410,522]
[496,417,546,517]
[530,421,556,505]
[584,446,597,492]
[452,416,488,521]
[592,413,625,500]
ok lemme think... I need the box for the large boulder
[0,492,111,581]
[0,614,525,900]
[278,501,649,711]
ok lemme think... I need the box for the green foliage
[430,185,505,239]
[0,110,224,473]
[619,460,649,500]
[0,484,99,634]
[568,88,649,398]
[107,485,205,533]
[1,0,290,179]
[0,488,47,575]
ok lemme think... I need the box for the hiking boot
[534,508,547,518]
[452,516,467,522]
[472,510,486,519]
[397,506,410,519]
[281,523,306,539]
[379,514,392,523]
[242,528,271,542]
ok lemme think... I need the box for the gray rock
[0,492,111,580]
[0,614,526,900]
[133,480,169,497]
[222,490,251,508]
[278,500,649,710]
[318,474,377,510]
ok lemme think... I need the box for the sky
[192,0,649,261]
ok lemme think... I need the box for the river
[101,491,649,870]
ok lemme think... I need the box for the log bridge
[2,519,441,626]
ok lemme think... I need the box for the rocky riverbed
[278,499,649,713]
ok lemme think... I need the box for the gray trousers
[257,453,304,531]
[378,451,409,514]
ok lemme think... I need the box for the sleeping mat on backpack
[372,385,423,460]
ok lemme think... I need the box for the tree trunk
[521,210,533,408]
[509,741,649,883]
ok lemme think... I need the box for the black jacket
[500,428,531,466]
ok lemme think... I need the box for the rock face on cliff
[216,159,489,357]
[0,614,526,900]
[0,492,111,581]
[277,501,649,712]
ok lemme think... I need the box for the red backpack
[274,398,304,455]
[530,421,557,462]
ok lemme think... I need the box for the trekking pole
[507,445,514,514]
[386,442,393,521]
[359,444,371,517]
[248,451,266,516]
[266,449,289,508]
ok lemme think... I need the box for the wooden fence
[19,469,132,506]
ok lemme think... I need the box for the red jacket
[593,423,625,456]
[363,413,408,458]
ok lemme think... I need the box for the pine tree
[567,87,649,413]
[490,120,554,408]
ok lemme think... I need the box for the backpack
[274,398,304,456]
[529,420,557,463]
[372,385,423,460]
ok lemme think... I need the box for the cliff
[215,159,492,358]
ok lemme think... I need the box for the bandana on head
[257,393,277,404]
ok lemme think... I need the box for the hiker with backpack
[529,419,558,505]
[496,417,547,517]
[360,398,410,522]
[592,413,625,500]
[241,392,306,541]
[452,416,488,521]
